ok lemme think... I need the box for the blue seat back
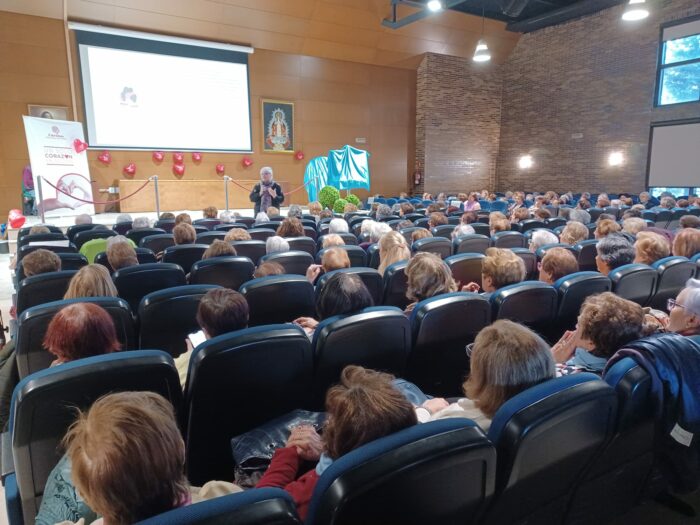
[229,240,266,263]
[16,270,77,315]
[188,256,255,290]
[162,244,209,274]
[490,281,558,330]
[66,223,96,242]
[195,231,227,245]
[126,227,166,246]
[152,219,174,233]
[284,236,316,256]
[609,263,658,306]
[140,233,175,253]
[445,253,484,288]
[453,234,490,255]
[315,267,382,305]
[113,262,187,312]
[259,250,315,275]
[239,275,316,326]
[574,239,599,271]
[192,218,221,230]
[73,228,116,249]
[650,256,697,309]
[17,243,76,262]
[430,224,454,239]
[381,260,409,309]
[17,232,66,250]
[554,272,612,328]
[491,231,528,249]
[412,237,452,259]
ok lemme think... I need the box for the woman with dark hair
[294,273,374,337]
[276,217,304,238]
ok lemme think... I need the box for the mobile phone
[187,330,206,348]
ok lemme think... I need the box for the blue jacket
[605,333,700,492]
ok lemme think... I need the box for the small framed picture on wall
[261,99,294,153]
[27,105,71,121]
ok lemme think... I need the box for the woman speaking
[250,166,284,214]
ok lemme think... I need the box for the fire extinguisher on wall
[413,170,422,186]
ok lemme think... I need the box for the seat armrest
[1,431,15,482]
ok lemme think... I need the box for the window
[657,19,700,106]
[649,187,692,198]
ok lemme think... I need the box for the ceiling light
[622,0,649,21]
[472,4,491,63]
[427,0,442,12]
[608,151,624,166]
[518,155,533,169]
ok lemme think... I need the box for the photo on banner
[22,116,96,217]
[261,99,294,153]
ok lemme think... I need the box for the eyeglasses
[667,298,697,316]
[465,343,475,357]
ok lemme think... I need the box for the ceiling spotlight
[473,39,491,62]
[622,0,649,21]
[518,155,533,169]
[427,0,443,12]
[608,151,624,167]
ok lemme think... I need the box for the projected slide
[80,45,252,151]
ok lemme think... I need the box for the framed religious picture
[27,104,70,120]
[261,99,294,153]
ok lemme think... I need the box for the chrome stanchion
[150,175,160,217]
[37,176,46,224]
[223,176,231,213]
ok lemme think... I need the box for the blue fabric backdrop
[304,145,370,201]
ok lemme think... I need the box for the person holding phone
[250,166,284,215]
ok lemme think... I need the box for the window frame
[654,15,700,108]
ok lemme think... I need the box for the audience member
[106,236,138,271]
[667,279,700,337]
[634,231,670,265]
[267,206,280,218]
[276,217,304,238]
[672,228,700,258]
[399,202,415,216]
[411,229,433,244]
[254,261,285,278]
[404,253,457,314]
[173,223,196,245]
[461,211,478,224]
[559,222,589,245]
[116,213,133,224]
[539,248,579,284]
[287,204,303,219]
[321,234,345,249]
[306,248,350,283]
[74,214,92,225]
[307,202,322,217]
[255,212,270,225]
[203,206,218,219]
[132,216,150,229]
[22,249,61,277]
[595,235,635,275]
[680,215,700,229]
[266,236,289,255]
[533,208,552,220]
[594,219,621,239]
[511,208,530,223]
[376,204,393,221]
[328,218,349,234]
[463,193,481,212]
[202,240,237,259]
[224,228,252,242]
[377,231,410,275]
[570,209,591,225]
[451,223,475,239]
[64,264,118,299]
[175,213,192,225]
[529,229,559,252]
[370,221,392,244]
[622,217,647,236]
[463,247,526,296]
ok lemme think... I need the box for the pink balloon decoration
[152,151,164,163]
[294,150,305,161]
[123,163,136,177]
[97,151,112,165]
[8,209,25,229]
[73,138,88,153]
[215,163,226,175]
[192,152,202,162]
[173,152,184,165]
[173,163,185,177]
[241,157,253,168]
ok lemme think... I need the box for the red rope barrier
[42,178,152,205]
[228,176,317,196]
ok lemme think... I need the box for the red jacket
[256,447,319,520]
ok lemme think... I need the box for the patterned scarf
[261,180,273,212]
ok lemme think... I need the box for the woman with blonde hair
[377,231,410,275]
[673,228,700,258]
[305,248,351,283]
[202,239,237,259]
[276,217,304,238]
[64,264,117,299]
[404,253,457,314]
[634,231,670,265]
[307,201,322,217]
[321,234,345,249]
[463,247,526,296]
[559,222,589,245]
[594,219,621,239]
[224,228,252,242]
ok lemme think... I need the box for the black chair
[162,244,209,273]
[183,325,313,484]
[511,247,538,280]
[189,256,255,290]
[153,219,175,233]
[140,233,175,254]
[259,251,315,275]
[193,225,209,235]
[650,256,697,310]
[15,297,137,379]
[316,246,368,268]
[127,227,166,246]
[66,223,96,242]
[574,239,599,271]
[588,207,604,222]
[316,232,358,247]
[235,217,256,228]
[239,275,316,325]
[195,231,227,245]
[315,267,383,305]
[381,261,409,309]
[367,243,380,269]
[519,219,547,233]
[306,419,495,525]
[412,237,452,259]
[553,271,612,332]
[408,292,491,397]
[430,224,454,239]
[16,232,66,250]
[453,234,490,255]
[94,247,157,273]
[192,218,221,230]
[73,228,117,249]
[311,307,410,407]
[667,208,687,230]
[15,253,87,282]
[655,209,673,229]
[471,223,491,236]
[445,253,484,287]
[215,222,249,232]
[136,488,302,525]
[138,285,220,357]
[482,374,617,524]
[303,226,318,240]
[398,227,424,244]
[546,217,567,229]
[491,231,528,249]
[609,263,658,306]
[17,243,76,261]
[17,225,62,242]
[286,236,317,256]
[248,228,277,241]
[16,270,77,315]
[230,240,267,263]
[490,281,558,336]
[6,351,182,525]
[113,263,187,312]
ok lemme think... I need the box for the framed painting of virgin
[261,99,294,153]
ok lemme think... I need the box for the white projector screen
[75,27,252,152]
[648,122,700,187]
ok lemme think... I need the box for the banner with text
[22,116,95,217]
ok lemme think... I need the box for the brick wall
[415,53,503,195]
[497,0,700,193]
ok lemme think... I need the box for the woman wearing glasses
[667,279,700,338]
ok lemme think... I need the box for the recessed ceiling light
[427,0,442,12]
[622,0,649,21]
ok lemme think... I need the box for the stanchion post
[150,175,160,217]
[37,176,46,224]
[223,176,230,212]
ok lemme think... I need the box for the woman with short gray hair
[250,166,284,215]
[529,229,559,253]
[595,234,635,276]
[667,278,700,337]
[287,204,303,219]
[265,235,289,255]
[328,218,349,234]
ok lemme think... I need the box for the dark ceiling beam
[506,0,625,32]
[502,0,531,18]
[382,0,470,29]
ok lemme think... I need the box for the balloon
[123,163,136,177]
[241,157,253,168]
[173,163,185,176]
[294,150,305,161]
[97,151,112,165]
[215,163,226,175]
[73,138,88,153]
[152,151,164,163]
[192,152,202,162]
[8,209,25,229]
[173,152,184,165]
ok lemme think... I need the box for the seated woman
[44,303,121,367]
[256,365,417,520]
[225,228,252,242]
[203,206,218,219]
[594,219,621,239]
[276,217,304,238]
[175,213,192,225]
[255,212,270,225]
[667,279,700,337]
[328,218,349,234]
[294,273,373,338]
[595,234,635,276]
[463,192,481,212]
[175,288,249,386]
[672,228,700,258]
[266,236,289,255]
[634,231,670,265]
[305,247,350,284]
[202,239,237,259]
[404,253,457,314]
[321,234,345,249]
[529,229,558,253]
[510,207,530,223]
[551,292,644,375]
[64,264,118,299]
[559,222,588,246]
[22,248,61,277]
[451,223,475,239]
[377,231,410,275]
[414,320,555,431]
[37,392,240,525]
[538,248,579,284]
[253,261,285,278]
[106,237,138,271]
[173,223,196,246]
[463,247,526,298]
[411,228,432,245]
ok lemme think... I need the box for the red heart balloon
[241,157,253,168]
[294,150,305,161]
[173,152,184,165]
[97,151,112,165]
[152,151,164,163]
[173,163,185,177]
[8,209,25,229]
[215,163,226,175]
[192,152,202,163]
[73,138,88,153]
[123,163,136,177]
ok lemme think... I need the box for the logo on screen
[47,126,64,139]
[120,87,138,106]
